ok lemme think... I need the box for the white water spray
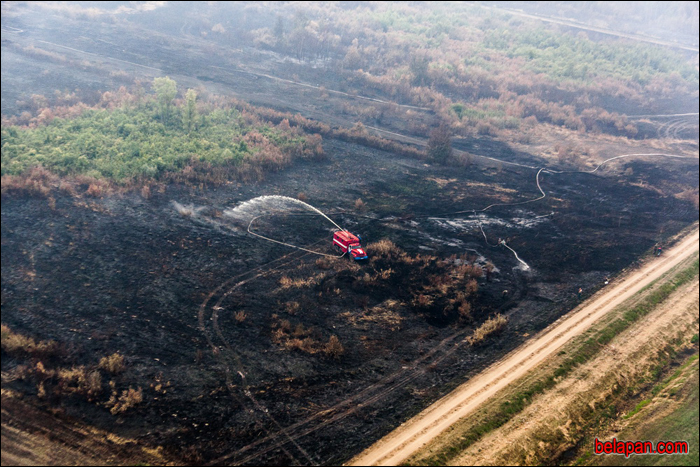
[224,195,346,258]
[172,201,207,217]
[224,195,344,231]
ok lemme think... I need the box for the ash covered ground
[1,4,699,464]
[2,136,697,464]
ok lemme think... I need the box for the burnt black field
[1,3,699,465]
[3,137,697,464]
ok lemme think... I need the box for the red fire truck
[333,231,368,260]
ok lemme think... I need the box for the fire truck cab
[333,231,368,260]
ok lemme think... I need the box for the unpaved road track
[350,228,699,466]
[453,279,699,465]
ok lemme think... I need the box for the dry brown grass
[0,166,122,200]
[341,300,404,331]
[1,166,58,198]
[57,366,103,400]
[455,263,483,280]
[278,272,326,289]
[445,280,699,467]
[315,257,333,270]
[467,314,508,346]
[413,294,434,309]
[106,383,143,415]
[333,258,361,273]
[271,316,322,355]
[367,239,401,258]
[285,301,301,315]
[458,301,472,322]
[465,278,479,295]
[1,324,61,359]
[98,352,126,375]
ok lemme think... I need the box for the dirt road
[452,278,699,465]
[349,227,699,466]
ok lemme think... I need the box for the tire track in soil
[194,208,484,465]
[626,113,698,140]
[222,328,474,466]
[667,119,693,139]
[201,230,497,465]
[216,272,533,462]
[202,242,475,466]
[199,239,326,466]
[210,253,322,465]
[1,394,167,466]
[638,115,698,140]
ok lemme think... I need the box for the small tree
[343,46,362,70]
[484,262,495,282]
[351,121,367,135]
[324,335,344,359]
[152,76,177,124]
[427,123,452,164]
[409,55,430,86]
[182,88,198,134]
[451,103,466,121]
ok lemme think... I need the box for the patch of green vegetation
[1,79,315,182]
[572,356,698,466]
[481,27,698,86]
[651,354,698,397]
[574,450,594,465]
[624,399,651,419]
[354,2,697,88]
[409,259,698,466]
[591,361,698,466]
[450,104,504,121]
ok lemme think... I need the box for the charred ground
[2,2,699,465]
[2,135,698,464]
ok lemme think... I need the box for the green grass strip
[651,354,699,397]
[624,399,652,420]
[411,259,698,466]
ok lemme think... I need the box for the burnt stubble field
[3,140,697,464]
[1,3,699,466]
